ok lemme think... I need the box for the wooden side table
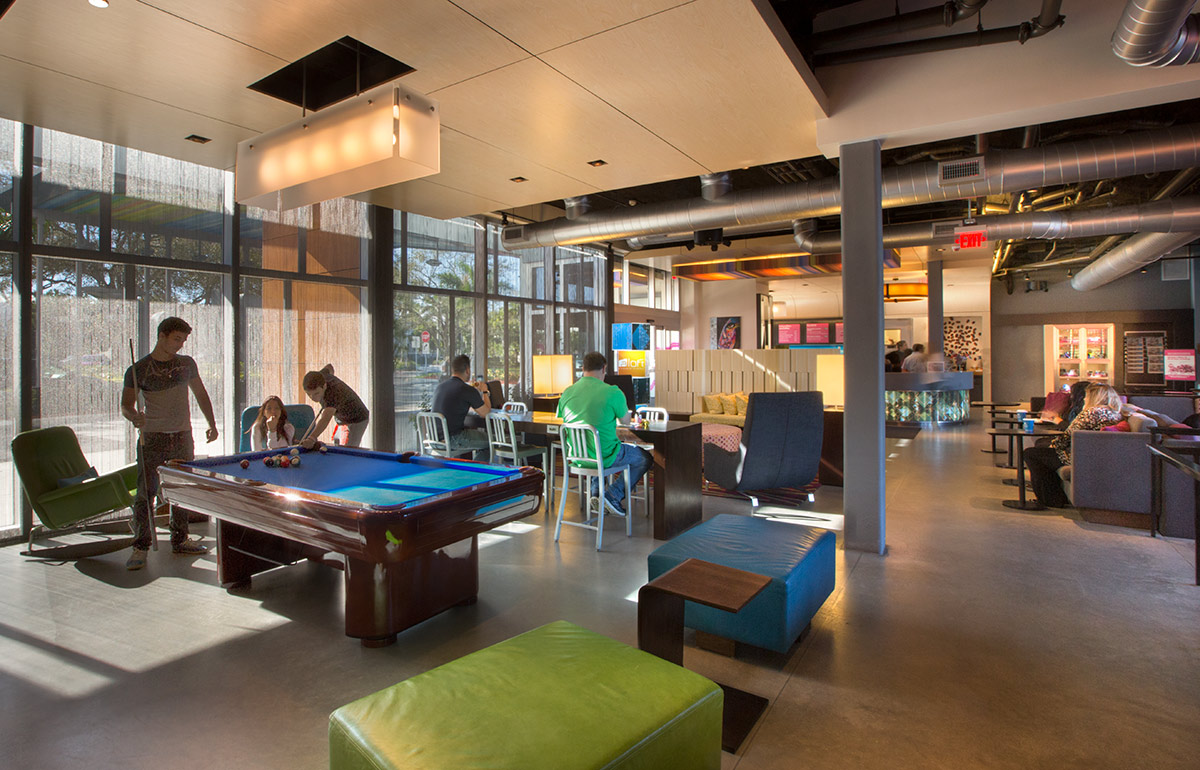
[638,558,772,753]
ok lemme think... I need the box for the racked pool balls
[240,459,250,469]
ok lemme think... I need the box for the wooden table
[637,558,771,753]
[987,427,1064,511]
[466,410,703,540]
[975,402,1020,454]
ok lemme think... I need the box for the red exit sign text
[953,230,987,250]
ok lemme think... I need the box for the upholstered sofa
[689,393,747,427]
[1065,429,1196,538]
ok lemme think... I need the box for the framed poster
[1164,349,1196,381]
[711,316,741,349]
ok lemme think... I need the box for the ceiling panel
[0,0,296,136]
[147,0,529,94]
[541,0,827,173]
[431,57,707,191]
[356,179,508,222]
[0,55,245,170]
[453,0,684,54]
[362,127,602,219]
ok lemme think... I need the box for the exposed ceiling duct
[1112,0,1200,67]
[790,197,1200,253]
[811,0,989,52]
[502,123,1200,250]
[1070,231,1199,289]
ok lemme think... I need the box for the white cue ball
[290,448,300,456]
[319,446,328,453]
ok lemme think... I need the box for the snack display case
[1044,323,1114,393]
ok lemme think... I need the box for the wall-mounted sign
[778,323,801,345]
[1164,349,1196,381]
[806,323,830,344]
[835,322,844,343]
[615,350,647,377]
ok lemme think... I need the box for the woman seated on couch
[1023,383,1123,508]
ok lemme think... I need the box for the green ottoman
[329,620,723,770]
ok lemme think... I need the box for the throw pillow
[718,393,737,416]
[734,392,749,416]
[1102,421,1130,432]
[57,467,99,488]
[1127,413,1155,432]
[702,394,723,414]
[1168,423,1200,442]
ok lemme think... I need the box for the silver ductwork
[502,123,1200,250]
[1070,231,1199,289]
[1112,0,1200,66]
[563,196,590,220]
[700,172,733,201]
[791,197,1200,253]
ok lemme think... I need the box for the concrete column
[840,140,886,555]
[927,259,944,354]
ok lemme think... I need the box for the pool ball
[319,446,328,453]
[281,457,291,468]
[262,457,272,466]
[290,448,300,456]
[290,457,301,467]
[240,459,250,469]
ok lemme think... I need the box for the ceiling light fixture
[587,159,607,167]
[510,176,527,183]
[88,0,109,7]
[235,80,439,210]
[184,134,212,144]
[883,282,928,302]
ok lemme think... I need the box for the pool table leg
[343,537,480,647]
[216,520,318,588]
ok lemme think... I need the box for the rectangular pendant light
[235,80,439,211]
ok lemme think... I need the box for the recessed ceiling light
[587,159,607,167]
[510,176,527,183]
[184,134,212,144]
[88,0,109,7]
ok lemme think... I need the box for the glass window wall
[406,214,478,291]
[1,120,15,243]
[113,148,225,262]
[32,128,105,250]
[0,253,15,532]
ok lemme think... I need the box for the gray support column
[369,205,395,452]
[927,259,944,354]
[840,140,886,555]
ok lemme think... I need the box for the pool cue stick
[129,340,158,551]
[296,409,324,447]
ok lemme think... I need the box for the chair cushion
[718,393,737,415]
[329,620,722,770]
[57,467,99,488]
[701,394,723,414]
[648,515,835,653]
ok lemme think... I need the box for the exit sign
[952,227,988,251]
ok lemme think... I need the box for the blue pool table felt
[185,449,519,507]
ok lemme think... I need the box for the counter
[885,372,973,425]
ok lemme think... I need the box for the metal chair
[486,412,554,508]
[416,411,472,459]
[635,406,669,423]
[554,423,642,550]
[502,401,528,415]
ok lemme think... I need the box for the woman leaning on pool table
[302,364,369,448]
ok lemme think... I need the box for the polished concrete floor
[2,415,1197,769]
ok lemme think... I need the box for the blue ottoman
[647,515,835,654]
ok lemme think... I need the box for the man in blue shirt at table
[557,351,651,516]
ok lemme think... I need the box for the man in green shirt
[556,351,651,515]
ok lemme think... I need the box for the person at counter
[885,340,908,372]
[901,343,927,372]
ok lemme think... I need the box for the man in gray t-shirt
[120,316,218,570]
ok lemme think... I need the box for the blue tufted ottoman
[647,514,835,654]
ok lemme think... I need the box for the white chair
[635,406,669,423]
[416,411,472,459]
[555,423,647,550]
[502,401,528,415]
[486,412,555,508]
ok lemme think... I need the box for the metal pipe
[1071,231,1200,289]
[814,0,1063,67]
[812,0,988,51]
[1086,167,1198,258]
[563,196,590,221]
[700,172,732,201]
[1112,0,1200,67]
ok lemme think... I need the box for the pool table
[157,446,544,647]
